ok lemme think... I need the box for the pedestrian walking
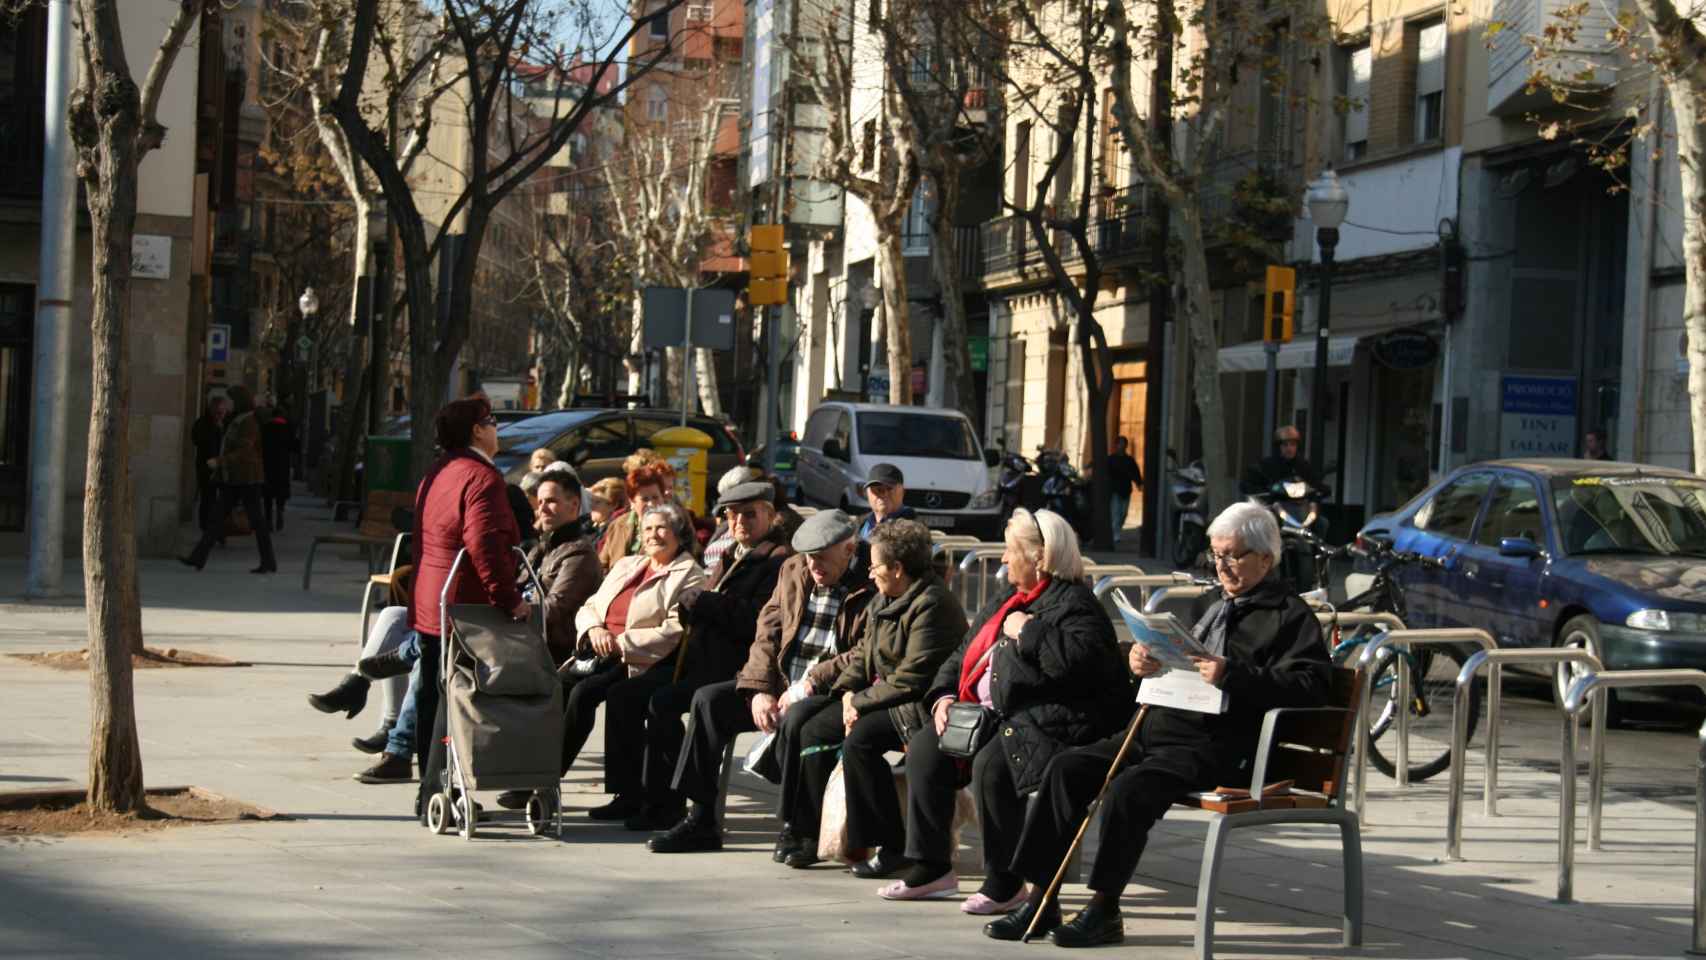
[1104,436,1142,545]
[180,384,278,574]
[259,400,296,532]
[190,393,228,537]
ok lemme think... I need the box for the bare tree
[63,0,205,813]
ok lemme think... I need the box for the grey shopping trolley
[425,545,564,840]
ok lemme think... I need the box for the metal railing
[1353,628,1497,818]
[1143,584,1211,615]
[1446,648,1605,861]
[1559,668,1706,955]
[1091,572,1195,602]
[955,546,1009,615]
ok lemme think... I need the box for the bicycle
[1297,532,1484,783]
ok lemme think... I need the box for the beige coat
[574,551,706,676]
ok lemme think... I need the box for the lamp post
[297,287,318,475]
[1305,168,1349,467]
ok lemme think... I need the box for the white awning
[1217,335,1361,373]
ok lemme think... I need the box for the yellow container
[650,425,715,515]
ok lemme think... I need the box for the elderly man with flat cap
[649,509,878,854]
[858,462,917,541]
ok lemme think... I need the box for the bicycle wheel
[1365,645,1480,782]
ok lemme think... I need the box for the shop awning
[1217,334,1362,373]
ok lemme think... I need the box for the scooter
[996,447,1033,525]
[1250,477,1330,591]
[1168,453,1208,569]
[1034,448,1094,542]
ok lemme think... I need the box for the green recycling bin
[364,435,414,492]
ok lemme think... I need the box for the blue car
[1358,458,1706,722]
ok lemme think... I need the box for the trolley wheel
[525,794,548,837]
[426,793,450,835]
[457,796,477,840]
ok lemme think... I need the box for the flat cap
[714,480,774,514]
[863,463,905,489]
[792,509,857,553]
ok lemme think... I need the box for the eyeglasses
[477,417,498,428]
[1209,548,1256,567]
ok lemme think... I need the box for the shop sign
[969,336,989,373]
[1499,375,1576,458]
[1371,329,1438,370]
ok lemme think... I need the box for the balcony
[1487,0,1617,115]
[977,185,1158,280]
[896,225,985,284]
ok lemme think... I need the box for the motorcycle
[1168,453,1209,569]
[995,447,1033,525]
[1250,477,1330,591]
[1033,448,1094,542]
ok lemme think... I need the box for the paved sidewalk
[1,497,1701,958]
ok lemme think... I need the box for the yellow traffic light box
[1263,265,1295,343]
[749,224,789,306]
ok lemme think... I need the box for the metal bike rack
[955,546,1009,614]
[1316,611,1408,634]
[1141,583,1210,617]
[1092,572,1195,604]
[1082,562,1144,582]
[1354,627,1497,818]
[1559,668,1706,955]
[1446,648,1604,861]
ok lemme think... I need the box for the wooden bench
[1177,666,1363,960]
[302,489,415,591]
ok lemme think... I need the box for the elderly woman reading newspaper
[985,501,1329,947]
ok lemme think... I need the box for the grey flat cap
[714,480,774,514]
[792,509,857,553]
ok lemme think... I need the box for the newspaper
[1110,591,1209,670]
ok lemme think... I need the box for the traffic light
[1263,265,1295,343]
[749,224,789,306]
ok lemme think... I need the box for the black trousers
[262,493,288,531]
[790,696,905,848]
[196,469,218,533]
[776,694,835,837]
[187,483,276,569]
[415,632,443,819]
[903,721,1026,881]
[559,659,628,778]
[670,679,757,807]
[1009,733,1196,896]
[601,663,692,805]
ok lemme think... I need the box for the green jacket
[830,572,965,742]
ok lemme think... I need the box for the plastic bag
[817,760,853,861]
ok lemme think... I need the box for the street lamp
[1305,168,1349,468]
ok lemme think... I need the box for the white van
[795,402,1002,538]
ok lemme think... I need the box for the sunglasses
[478,417,498,427]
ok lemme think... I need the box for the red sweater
[410,449,523,637]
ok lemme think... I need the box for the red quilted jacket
[409,449,523,637]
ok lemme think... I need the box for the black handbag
[938,702,999,759]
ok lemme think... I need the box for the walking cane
[1021,703,1150,943]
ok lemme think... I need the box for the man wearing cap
[858,463,917,541]
[1242,424,1324,496]
[610,480,796,831]
[648,510,877,854]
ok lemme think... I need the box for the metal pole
[1558,706,1577,902]
[682,286,695,427]
[1156,319,1175,564]
[1485,662,1502,816]
[1396,641,1411,787]
[1262,342,1278,453]
[1694,724,1706,955]
[25,0,75,599]
[1310,228,1337,464]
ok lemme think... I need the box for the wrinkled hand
[932,696,955,736]
[841,691,859,732]
[778,679,810,713]
[751,692,780,733]
[588,627,619,659]
[1190,653,1228,687]
[1129,643,1163,678]
[1002,611,1031,641]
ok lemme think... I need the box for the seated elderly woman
[873,508,1132,905]
[564,502,707,824]
[985,501,1329,947]
[779,519,965,869]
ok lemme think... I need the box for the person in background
[1242,424,1322,495]
[530,447,559,474]
[588,476,628,534]
[258,400,296,532]
[1104,436,1142,545]
[191,393,229,538]
[181,385,277,574]
[1584,428,1614,461]
[703,465,766,572]
[598,462,677,572]
[519,470,547,522]
[857,463,916,541]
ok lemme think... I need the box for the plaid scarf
[781,583,847,686]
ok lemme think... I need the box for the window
[867,0,880,30]
[1475,476,1544,547]
[1341,42,1370,162]
[1012,121,1032,209]
[1414,472,1492,541]
[831,412,853,461]
[803,408,838,448]
[646,87,668,122]
[902,182,933,253]
[1413,17,1445,143]
[855,412,980,460]
[649,5,670,39]
[553,420,629,460]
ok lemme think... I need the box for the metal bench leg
[1194,815,1233,960]
[1338,813,1364,947]
[358,584,380,658]
[714,739,738,828]
[302,539,321,591]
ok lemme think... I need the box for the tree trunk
[331,204,371,503]
[626,289,645,397]
[928,171,977,414]
[1668,80,1706,473]
[1176,204,1237,513]
[876,225,914,405]
[695,348,722,417]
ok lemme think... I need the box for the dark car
[1359,459,1706,721]
[746,435,802,503]
[492,409,745,488]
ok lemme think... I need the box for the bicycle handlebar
[1296,534,1448,573]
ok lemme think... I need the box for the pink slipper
[960,890,1028,915]
[878,872,959,901]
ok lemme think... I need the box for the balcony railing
[977,184,1158,279]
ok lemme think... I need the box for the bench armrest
[1249,706,1353,808]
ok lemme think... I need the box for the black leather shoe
[587,795,643,821]
[353,752,413,783]
[850,848,913,879]
[984,898,1061,942]
[360,649,414,680]
[178,555,203,571]
[1048,901,1124,948]
[308,673,370,718]
[648,816,723,853]
[784,842,822,869]
[624,803,686,832]
[772,825,802,863]
[351,727,390,754]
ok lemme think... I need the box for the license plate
[920,514,956,529]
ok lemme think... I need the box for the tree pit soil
[8,646,249,670]
[0,786,286,838]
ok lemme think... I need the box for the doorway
[0,284,33,531]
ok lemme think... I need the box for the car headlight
[969,489,1000,510]
[1626,609,1672,631]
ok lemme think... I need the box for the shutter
[1344,45,1371,151]
[1416,21,1446,97]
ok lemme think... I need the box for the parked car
[747,434,802,503]
[1359,458,1706,723]
[492,409,745,489]
[794,402,1001,539]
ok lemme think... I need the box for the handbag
[938,701,999,759]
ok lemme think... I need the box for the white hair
[1206,502,1282,559]
[1006,508,1084,581]
[717,464,763,496]
[519,470,546,496]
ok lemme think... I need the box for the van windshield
[857,412,980,460]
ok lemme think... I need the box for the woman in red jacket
[411,397,530,821]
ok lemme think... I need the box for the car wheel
[1554,614,1622,728]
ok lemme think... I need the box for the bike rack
[1353,627,1497,818]
[1446,648,1605,861]
[955,546,1009,614]
[1082,562,1145,580]
[1560,668,1706,955]
[1091,572,1195,604]
[1142,584,1210,616]
[1316,611,1408,635]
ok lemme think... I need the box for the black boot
[772,824,802,863]
[984,894,1061,942]
[1048,898,1124,948]
[352,725,391,754]
[359,649,414,680]
[648,805,722,853]
[308,673,370,718]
